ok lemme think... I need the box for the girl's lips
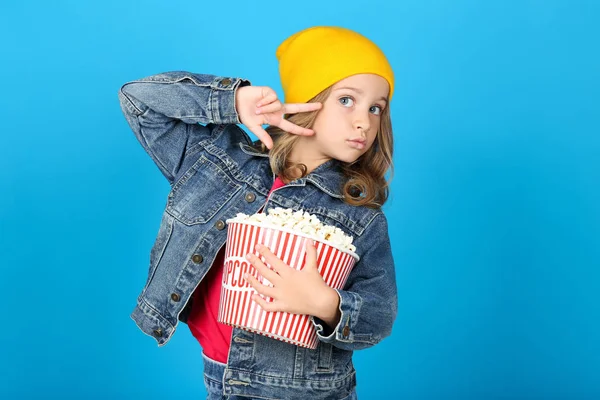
[347,140,366,150]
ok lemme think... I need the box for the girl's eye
[339,96,354,107]
[370,105,383,115]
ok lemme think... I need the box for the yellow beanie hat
[276,26,394,104]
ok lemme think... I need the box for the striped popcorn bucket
[218,220,359,349]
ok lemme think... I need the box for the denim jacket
[118,71,398,399]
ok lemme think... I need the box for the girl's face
[311,73,390,164]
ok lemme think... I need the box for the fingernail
[245,253,252,260]
[255,108,261,114]
[243,273,249,279]
[255,244,262,251]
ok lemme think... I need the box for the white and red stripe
[218,221,358,349]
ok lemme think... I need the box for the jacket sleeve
[311,212,398,351]
[117,71,250,184]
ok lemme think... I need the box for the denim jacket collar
[239,142,345,199]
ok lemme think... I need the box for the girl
[118,26,398,400]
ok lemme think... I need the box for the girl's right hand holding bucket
[235,86,322,149]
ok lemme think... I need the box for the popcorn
[229,207,356,253]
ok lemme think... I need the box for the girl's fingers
[255,244,293,277]
[281,102,322,115]
[257,100,321,115]
[250,293,277,312]
[256,89,278,108]
[248,125,273,149]
[277,119,315,136]
[246,252,280,283]
[305,240,317,262]
[256,100,283,115]
[244,273,276,298]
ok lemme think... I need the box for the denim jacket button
[342,326,350,337]
[215,220,226,230]
[192,254,204,263]
[170,293,180,302]
[244,192,256,203]
[153,328,163,338]
[221,78,232,87]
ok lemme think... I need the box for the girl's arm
[117,71,250,184]
[311,213,398,351]
[245,214,398,351]
[118,72,320,184]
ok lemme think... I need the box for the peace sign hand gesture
[235,85,322,149]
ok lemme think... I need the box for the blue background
[1,0,598,398]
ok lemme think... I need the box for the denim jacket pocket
[166,154,242,225]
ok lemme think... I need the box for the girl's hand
[235,86,322,150]
[243,241,341,328]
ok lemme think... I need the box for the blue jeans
[201,353,358,400]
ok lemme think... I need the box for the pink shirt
[187,176,287,363]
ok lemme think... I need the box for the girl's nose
[353,111,371,133]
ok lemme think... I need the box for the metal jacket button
[244,192,256,203]
[171,293,180,302]
[221,78,232,87]
[215,220,226,230]
[342,326,350,337]
[192,254,204,263]
[153,328,163,338]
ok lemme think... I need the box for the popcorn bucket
[218,220,359,349]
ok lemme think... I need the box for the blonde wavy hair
[250,86,394,209]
